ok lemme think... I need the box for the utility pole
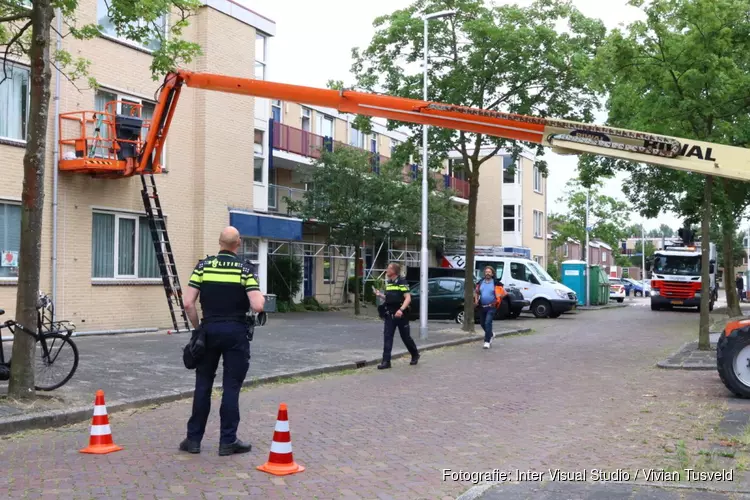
[641,224,646,282]
[585,189,590,307]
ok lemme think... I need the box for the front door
[303,254,314,297]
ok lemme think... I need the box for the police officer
[374,262,420,369]
[180,226,265,456]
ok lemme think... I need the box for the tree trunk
[698,176,712,351]
[353,244,361,315]
[462,164,479,333]
[8,1,54,399]
[722,219,742,317]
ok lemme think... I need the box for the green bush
[302,296,329,311]
[268,256,303,303]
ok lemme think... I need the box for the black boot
[219,439,252,456]
[377,361,391,369]
[410,353,420,365]
[179,438,201,454]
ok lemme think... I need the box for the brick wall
[0,2,261,331]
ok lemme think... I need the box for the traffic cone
[80,390,123,454]
[256,403,305,476]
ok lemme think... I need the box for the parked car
[608,278,626,302]
[623,277,650,297]
[405,277,529,323]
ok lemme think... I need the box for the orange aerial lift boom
[57,71,750,398]
[60,69,750,181]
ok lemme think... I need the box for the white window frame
[95,88,167,169]
[0,199,21,282]
[370,134,378,153]
[533,166,543,194]
[317,113,334,138]
[517,204,523,234]
[502,204,515,233]
[254,129,265,185]
[271,99,282,122]
[502,156,517,184]
[255,33,267,81]
[349,124,364,148]
[268,167,277,209]
[390,138,399,155]
[96,0,167,52]
[533,210,543,238]
[91,210,162,281]
[563,243,569,257]
[301,106,311,131]
[241,237,260,265]
[602,250,607,263]
[534,255,544,266]
[0,62,30,143]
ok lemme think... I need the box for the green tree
[548,178,631,259]
[350,0,605,332]
[1,0,201,398]
[286,145,465,315]
[581,0,750,349]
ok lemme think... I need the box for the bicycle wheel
[34,333,79,391]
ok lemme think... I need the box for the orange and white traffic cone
[79,389,123,454]
[256,403,305,476]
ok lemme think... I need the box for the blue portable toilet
[561,260,586,306]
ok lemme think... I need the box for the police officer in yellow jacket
[180,226,265,456]
[374,262,420,369]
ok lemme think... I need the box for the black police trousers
[382,313,419,363]
[187,321,250,445]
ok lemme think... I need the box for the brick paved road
[1,305,744,499]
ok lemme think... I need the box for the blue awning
[230,211,303,241]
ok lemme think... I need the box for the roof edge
[204,0,276,36]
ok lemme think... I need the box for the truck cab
[649,242,717,311]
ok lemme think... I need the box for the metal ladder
[140,173,190,333]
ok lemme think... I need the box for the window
[448,159,467,181]
[370,134,378,153]
[563,243,569,257]
[301,107,311,131]
[503,205,515,232]
[533,210,544,238]
[323,252,336,283]
[510,262,535,283]
[91,212,160,279]
[255,33,267,80]
[349,125,364,148]
[94,89,165,167]
[533,165,543,193]
[271,100,282,122]
[0,202,21,278]
[317,113,334,138]
[534,255,544,266]
[254,129,264,183]
[240,238,259,263]
[602,251,607,263]
[268,167,277,209]
[476,261,504,281]
[436,279,459,294]
[390,139,400,155]
[502,156,515,184]
[0,63,29,141]
[96,0,164,51]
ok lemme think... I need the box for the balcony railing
[271,119,469,200]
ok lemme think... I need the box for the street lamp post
[419,9,456,340]
[584,189,590,307]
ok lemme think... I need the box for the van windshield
[528,261,554,282]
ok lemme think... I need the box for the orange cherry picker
[58,70,750,395]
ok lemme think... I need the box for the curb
[0,327,530,436]
[656,340,717,371]
[455,480,750,500]
[575,303,628,311]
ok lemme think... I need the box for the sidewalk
[0,310,527,433]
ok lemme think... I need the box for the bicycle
[0,292,79,391]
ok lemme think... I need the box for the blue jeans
[187,321,250,445]
[479,306,494,343]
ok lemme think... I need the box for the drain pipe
[51,9,62,310]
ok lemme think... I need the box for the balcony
[272,120,327,159]
[268,184,307,216]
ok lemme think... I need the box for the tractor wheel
[717,323,750,398]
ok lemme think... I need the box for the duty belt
[201,315,248,324]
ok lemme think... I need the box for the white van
[442,253,578,318]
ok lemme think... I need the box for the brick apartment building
[0,0,276,332]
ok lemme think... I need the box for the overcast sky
[243,0,684,232]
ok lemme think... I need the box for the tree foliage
[548,178,631,257]
[580,0,750,347]
[285,145,466,314]
[1,0,202,398]
[350,0,605,331]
